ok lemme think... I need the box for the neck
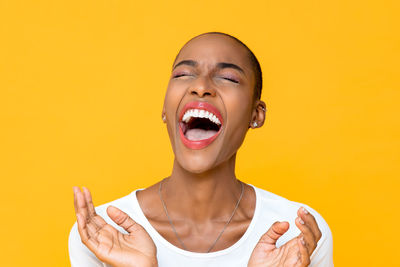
[162,153,242,223]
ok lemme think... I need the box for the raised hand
[73,187,158,267]
[248,207,322,267]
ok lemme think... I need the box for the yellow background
[1,0,399,266]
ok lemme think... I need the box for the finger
[76,213,89,241]
[296,236,310,267]
[75,187,107,230]
[79,187,107,229]
[75,187,90,219]
[82,187,96,217]
[258,221,290,246]
[76,213,99,250]
[298,207,322,242]
[107,206,143,234]
[295,216,317,255]
[73,186,80,214]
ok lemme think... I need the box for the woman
[69,32,333,267]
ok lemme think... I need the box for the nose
[189,77,217,98]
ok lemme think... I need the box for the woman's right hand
[73,187,158,267]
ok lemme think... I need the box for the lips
[178,101,223,150]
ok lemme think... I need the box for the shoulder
[68,190,142,266]
[253,184,331,234]
[252,185,334,266]
[94,191,140,222]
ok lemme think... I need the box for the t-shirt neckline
[130,183,261,258]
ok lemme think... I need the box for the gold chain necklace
[158,178,244,253]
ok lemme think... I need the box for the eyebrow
[173,60,197,70]
[216,62,245,74]
[173,60,245,74]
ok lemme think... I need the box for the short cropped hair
[173,32,263,100]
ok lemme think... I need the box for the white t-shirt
[68,184,334,267]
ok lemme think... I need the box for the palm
[248,222,309,267]
[74,187,157,267]
[87,213,156,267]
[249,237,303,267]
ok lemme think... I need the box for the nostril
[195,91,213,97]
[189,87,215,97]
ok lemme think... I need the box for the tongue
[185,128,218,141]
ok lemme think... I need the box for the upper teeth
[182,109,221,125]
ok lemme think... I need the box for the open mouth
[178,102,223,149]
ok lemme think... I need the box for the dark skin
[137,34,263,252]
[73,33,321,267]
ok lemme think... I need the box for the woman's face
[163,34,265,173]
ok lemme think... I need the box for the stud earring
[252,121,258,128]
[162,114,166,122]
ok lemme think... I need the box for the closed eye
[223,77,239,83]
[173,73,194,79]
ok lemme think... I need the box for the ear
[161,109,167,123]
[161,107,166,123]
[250,100,266,129]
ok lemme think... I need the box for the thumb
[258,221,290,246]
[107,205,143,234]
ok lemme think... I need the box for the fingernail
[302,207,309,214]
[298,217,305,225]
[301,237,306,245]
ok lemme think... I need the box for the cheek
[163,83,187,148]
[164,84,185,117]
[221,90,253,146]
[224,89,253,124]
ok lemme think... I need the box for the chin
[176,151,219,174]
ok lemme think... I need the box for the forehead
[174,34,252,70]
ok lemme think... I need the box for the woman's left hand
[248,207,322,267]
